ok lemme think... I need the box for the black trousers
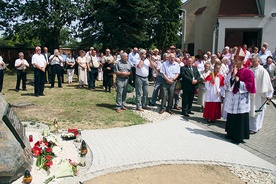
[103,74,113,89]
[16,70,27,90]
[51,64,62,87]
[34,68,45,96]
[128,67,136,87]
[45,64,52,83]
[0,70,4,92]
[182,89,195,113]
[88,68,98,89]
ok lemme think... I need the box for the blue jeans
[88,68,98,89]
[135,75,149,109]
[151,75,164,105]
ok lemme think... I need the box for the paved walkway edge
[80,159,276,182]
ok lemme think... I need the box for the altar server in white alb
[249,56,274,134]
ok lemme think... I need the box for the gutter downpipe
[212,22,218,54]
[181,9,187,51]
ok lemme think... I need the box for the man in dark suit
[43,47,51,83]
[179,57,200,117]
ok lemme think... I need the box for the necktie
[190,66,194,78]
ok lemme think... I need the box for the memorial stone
[0,93,33,183]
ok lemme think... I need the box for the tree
[79,0,158,51]
[150,0,182,50]
[0,0,83,50]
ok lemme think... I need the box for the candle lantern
[22,170,32,184]
[80,140,88,157]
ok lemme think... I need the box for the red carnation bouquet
[32,138,56,171]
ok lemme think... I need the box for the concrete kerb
[79,115,276,182]
[79,159,276,182]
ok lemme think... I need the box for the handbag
[175,81,181,90]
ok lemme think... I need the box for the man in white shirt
[242,44,251,64]
[85,47,94,57]
[259,47,269,65]
[14,52,30,92]
[49,49,63,88]
[195,55,204,72]
[135,49,154,111]
[128,47,140,87]
[43,47,51,83]
[101,48,114,89]
[87,49,100,90]
[32,46,47,97]
[259,42,272,56]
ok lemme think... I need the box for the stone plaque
[2,103,26,148]
[0,93,33,183]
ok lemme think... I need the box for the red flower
[32,146,42,157]
[39,140,43,145]
[46,155,51,160]
[46,147,51,153]
[34,141,40,147]
[44,141,49,147]
[44,161,53,167]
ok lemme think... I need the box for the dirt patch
[85,164,244,184]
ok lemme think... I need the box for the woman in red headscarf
[203,63,224,123]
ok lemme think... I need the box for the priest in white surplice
[249,56,274,134]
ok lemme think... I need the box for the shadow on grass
[96,103,116,110]
[21,93,36,96]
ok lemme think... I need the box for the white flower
[52,146,62,156]
[52,157,61,165]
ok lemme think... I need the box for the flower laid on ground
[32,138,56,171]
[61,131,76,140]
[52,146,62,156]
[69,159,78,176]
[52,157,61,165]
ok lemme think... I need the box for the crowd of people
[0,42,275,143]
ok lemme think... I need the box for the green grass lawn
[2,69,145,129]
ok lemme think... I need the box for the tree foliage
[151,0,182,50]
[0,0,182,51]
[0,0,83,50]
[79,0,158,50]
